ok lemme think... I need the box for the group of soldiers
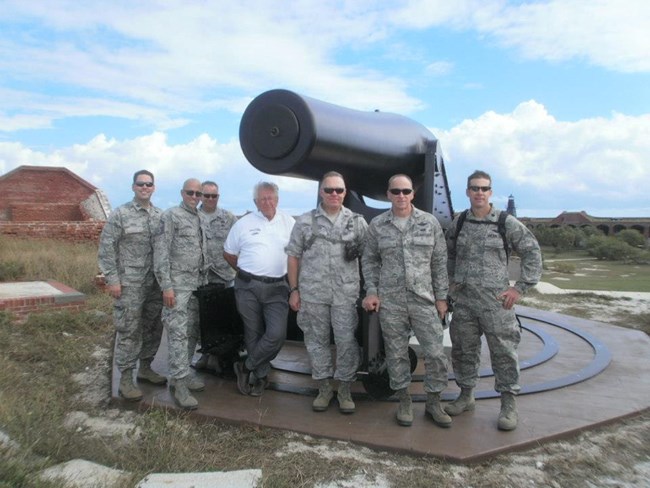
[98,168,542,432]
[98,173,237,410]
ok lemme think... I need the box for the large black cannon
[198,89,454,399]
[239,88,454,225]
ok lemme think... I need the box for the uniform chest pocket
[412,236,433,247]
[485,232,504,249]
[177,221,198,237]
[124,225,145,235]
[378,237,398,250]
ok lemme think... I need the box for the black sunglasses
[202,193,219,199]
[323,187,345,194]
[184,190,203,197]
[388,188,413,195]
[134,182,154,187]
[468,186,491,193]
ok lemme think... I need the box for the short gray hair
[254,181,279,200]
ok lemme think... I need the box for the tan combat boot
[444,388,475,416]
[395,388,413,427]
[119,369,143,402]
[312,379,334,412]
[425,392,452,428]
[337,381,355,414]
[137,359,167,385]
[498,392,518,431]
[170,377,198,410]
[187,374,205,392]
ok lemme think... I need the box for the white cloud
[433,100,650,213]
[2,99,648,217]
[0,1,648,218]
[393,0,650,73]
[0,132,319,214]
[2,0,647,136]
[0,0,423,131]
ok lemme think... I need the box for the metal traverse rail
[267,313,612,401]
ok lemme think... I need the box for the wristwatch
[289,286,299,293]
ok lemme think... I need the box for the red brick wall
[0,296,85,319]
[0,168,95,222]
[10,203,84,222]
[0,221,106,242]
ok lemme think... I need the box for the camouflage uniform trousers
[162,289,200,380]
[297,301,360,382]
[234,277,289,381]
[379,291,448,393]
[449,284,521,394]
[113,281,163,373]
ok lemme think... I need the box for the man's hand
[497,287,521,310]
[362,295,380,312]
[163,288,176,308]
[106,284,121,299]
[289,290,301,312]
[435,299,448,319]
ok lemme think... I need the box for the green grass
[541,247,592,260]
[541,249,650,292]
[0,236,101,295]
[543,261,649,292]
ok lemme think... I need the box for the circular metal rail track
[268,312,612,402]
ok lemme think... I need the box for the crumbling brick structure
[0,165,111,242]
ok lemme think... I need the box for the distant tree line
[531,226,649,262]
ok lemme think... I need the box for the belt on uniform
[237,269,287,284]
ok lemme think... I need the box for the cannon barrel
[240,89,439,202]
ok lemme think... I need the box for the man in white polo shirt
[223,181,295,396]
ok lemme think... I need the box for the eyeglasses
[468,186,491,193]
[134,182,154,187]
[323,187,345,194]
[202,193,219,199]
[184,190,203,197]
[388,188,413,195]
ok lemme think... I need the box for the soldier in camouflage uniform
[445,170,542,431]
[286,171,368,414]
[193,180,238,373]
[361,174,451,428]
[98,169,165,402]
[154,178,206,410]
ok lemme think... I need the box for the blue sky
[1,0,648,218]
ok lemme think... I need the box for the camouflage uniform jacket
[154,201,205,291]
[446,206,542,294]
[362,206,449,303]
[286,205,367,306]
[98,199,162,287]
[200,206,237,282]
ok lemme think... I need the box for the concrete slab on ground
[0,280,85,316]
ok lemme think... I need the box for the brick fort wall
[0,221,106,242]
